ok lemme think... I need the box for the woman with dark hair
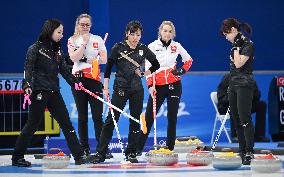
[12,19,93,167]
[92,20,160,163]
[220,18,255,165]
[67,14,113,158]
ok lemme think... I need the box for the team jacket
[145,39,193,86]
[22,41,78,91]
[104,41,160,91]
[67,34,107,82]
[229,33,254,87]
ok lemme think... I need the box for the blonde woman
[67,14,112,158]
[136,21,193,154]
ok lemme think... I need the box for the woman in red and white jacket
[137,21,193,153]
[67,14,110,157]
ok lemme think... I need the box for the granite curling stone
[186,149,213,166]
[42,152,70,169]
[251,153,282,173]
[145,148,178,166]
[174,136,204,153]
[213,152,242,170]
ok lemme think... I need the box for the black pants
[136,81,182,152]
[96,89,144,156]
[228,85,254,153]
[71,78,104,150]
[230,100,266,138]
[12,91,84,161]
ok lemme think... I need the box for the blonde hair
[158,21,176,39]
[72,14,92,39]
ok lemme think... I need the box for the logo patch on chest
[139,50,143,56]
[93,42,98,48]
[171,45,177,53]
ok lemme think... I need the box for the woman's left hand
[149,86,156,98]
[135,68,144,77]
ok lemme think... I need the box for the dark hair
[38,19,63,42]
[124,20,143,39]
[220,18,252,36]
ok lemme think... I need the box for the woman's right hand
[149,86,156,98]
[25,87,32,95]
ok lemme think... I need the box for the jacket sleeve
[240,42,254,57]
[144,46,160,74]
[177,42,193,72]
[22,44,38,90]
[58,50,79,86]
[104,44,118,79]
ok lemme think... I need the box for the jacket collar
[157,38,172,48]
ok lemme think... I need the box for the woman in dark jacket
[220,18,255,165]
[12,19,93,167]
[92,21,160,163]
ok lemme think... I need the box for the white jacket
[145,39,193,86]
[67,34,106,81]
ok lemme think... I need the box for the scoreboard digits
[0,79,22,91]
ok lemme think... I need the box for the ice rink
[0,152,283,177]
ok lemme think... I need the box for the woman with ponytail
[220,18,255,165]
[12,19,93,167]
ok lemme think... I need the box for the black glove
[171,67,186,76]
[233,34,244,48]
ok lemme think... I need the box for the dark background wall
[0,0,89,73]
[0,0,283,73]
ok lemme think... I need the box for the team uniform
[136,39,193,152]
[67,34,106,154]
[12,41,88,166]
[228,33,255,164]
[93,41,160,163]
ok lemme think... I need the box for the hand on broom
[74,82,83,90]
[149,86,156,98]
[23,87,32,109]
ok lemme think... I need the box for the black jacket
[230,33,254,87]
[22,41,78,91]
[104,41,160,91]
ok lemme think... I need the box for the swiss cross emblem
[171,45,177,53]
[93,42,98,48]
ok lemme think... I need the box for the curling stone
[145,148,178,166]
[251,153,282,173]
[186,149,213,166]
[213,152,242,170]
[144,145,163,162]
[144,151,154,163]
[34,148,63,159]
[42,152,70,169]
[174,136,204,153]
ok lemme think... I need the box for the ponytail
[239,23,252,35]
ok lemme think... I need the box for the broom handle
[211,107,230,151]
[80,86,140,124]
[153,74,157,149]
